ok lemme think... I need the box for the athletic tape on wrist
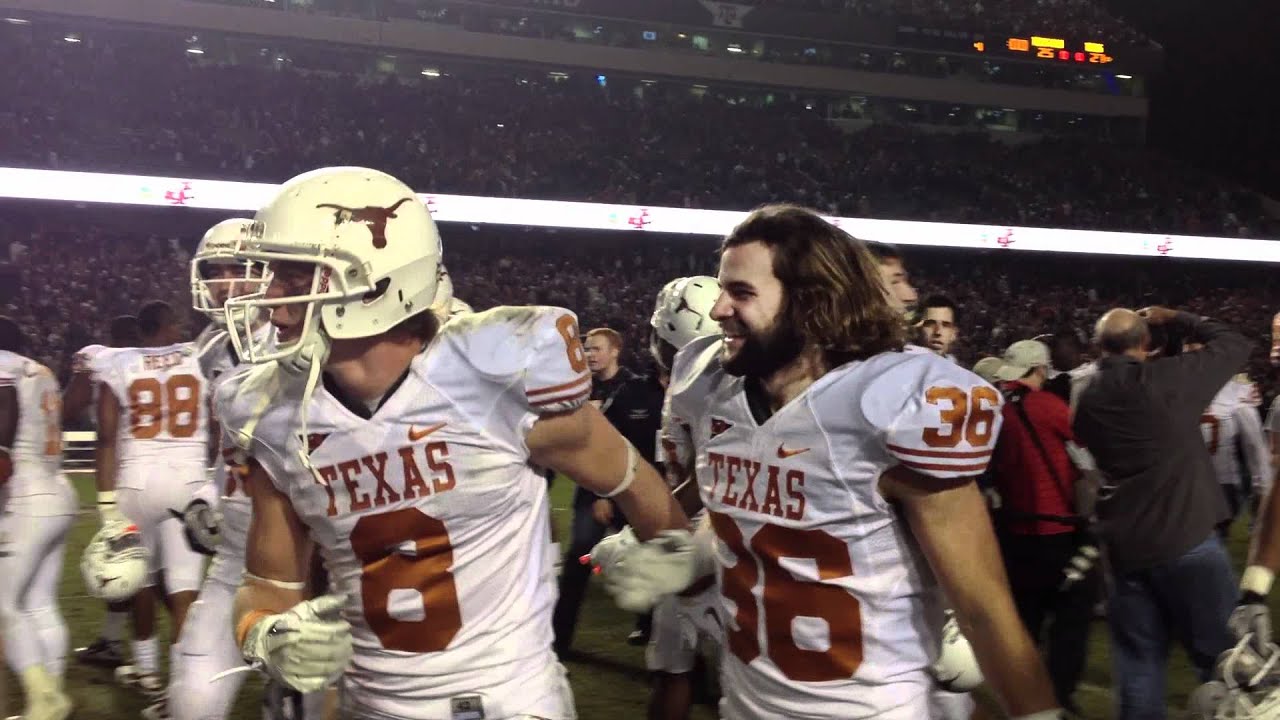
[598,442,638,499]
[243,571,308,592]
[1242,565,1275,598]
[236,609,274,649]
[97,490,116,506]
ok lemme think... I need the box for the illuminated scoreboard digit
[973,35,1115,65]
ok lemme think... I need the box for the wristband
[1242,565,1275,599]
[236,609,273,648]
[97,490,117,506]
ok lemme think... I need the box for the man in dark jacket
[1073,306,1250,720]
[552,327,664,654]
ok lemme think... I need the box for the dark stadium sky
[1110,0,1280,198]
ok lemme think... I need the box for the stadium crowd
[0,28,1263,239]
[2,210,1275,411]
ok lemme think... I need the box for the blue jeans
[1108,534,1236,720]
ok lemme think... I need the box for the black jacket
[1072,313,1251,573]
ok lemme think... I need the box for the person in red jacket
[991,339,1098,716]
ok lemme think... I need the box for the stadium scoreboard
[972,35,1114,65]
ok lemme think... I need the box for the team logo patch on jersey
[305,433,330,453]
[450,695,484,720]
[315,197,414,249]
[710,417,733,438]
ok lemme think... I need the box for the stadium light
[0,166,1271,263]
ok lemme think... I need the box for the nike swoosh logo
[99,576,119,587]
[408,422,447,442]
[777,444,810,459]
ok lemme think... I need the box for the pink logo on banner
[164,181,195,206]
[628,208,652,230]
[1156,238,1173,256]
[424,195,438,215]
[996,228,1015,248]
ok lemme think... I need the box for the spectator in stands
[553,327,664,653]
[1073,307,1247,719]
[989,339,1097,715]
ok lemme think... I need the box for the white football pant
[117,461,208,593]
[0,507,75,680]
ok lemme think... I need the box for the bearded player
[596,206,1060,719]
[0,316,77,720]
[91,300,209,698]
[214,167,687,720]
[647,276,724,720]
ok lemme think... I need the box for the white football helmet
[81,522,151,602]
[224,167,442,366]
[649,275,721,371]
[191,218,269,327]
[931,612,984,692]
[429,264,455,312]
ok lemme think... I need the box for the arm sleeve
[1159,313,1252,413]
[1238,404,1273,495]
[879,359,1004,480]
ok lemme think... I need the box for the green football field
[0,473,1245,719]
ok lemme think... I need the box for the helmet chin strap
[280,331,332,487]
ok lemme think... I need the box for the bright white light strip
[0,166,1272,263]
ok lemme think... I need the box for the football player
[0,316,77,720]
[595,206,1061,719]
[150,218,282,720]
[215,167,687,719]
[66,314,143,667]
[864,244,980,718]
[92,300,209,698]
[1191,360,1270,537]
[647,276,723,720]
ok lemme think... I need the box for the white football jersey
[92,343,210,471]
[666,336,1002,719]
[0,350,70,509]
[71,343,111,423]
[196,327,263,579]
[1202,377,1269,490]
[216,306,590,720]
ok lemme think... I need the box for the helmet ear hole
[363,278,391,305]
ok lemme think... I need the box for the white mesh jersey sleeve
[427,306,592,449]
[862,354,1003,479]
[661,335,723,488]
[71,344,108,376]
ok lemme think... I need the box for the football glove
[169,499,222,556]
[588,527,708,613]
[241,594,352,693]
[1232,597,1274,658]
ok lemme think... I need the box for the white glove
[589,527,706,613]
[241,594,352,693]
[170,499,223,556]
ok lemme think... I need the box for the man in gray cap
[990,340,1096,714]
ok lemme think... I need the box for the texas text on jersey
[217,306,591,720]
[665,334,1002,719]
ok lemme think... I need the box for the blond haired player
[595,206,1061,719]
[0,316,76,720]
[214,167,687,720]
[92,300,209,697]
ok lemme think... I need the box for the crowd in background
[1,28,1264,239]
[2,210,1276,412]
